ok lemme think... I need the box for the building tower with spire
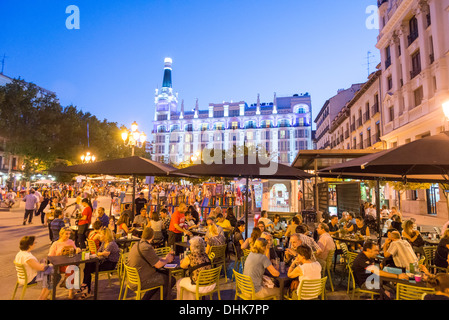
[154,58,178,122]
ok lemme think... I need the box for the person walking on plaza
[36,190,51,225]
[22,189,39,225]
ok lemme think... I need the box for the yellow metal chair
[180,266,222,300]
[117,251,129,300]
[396,283,435,300]
[122,264,163,300]
[12,262,38,300]
[154,246,171,257]
[284,277,328,300]
[209,245,228,282]
[325,249,335,292]
[423,246,438,272]
[233,270,278,300]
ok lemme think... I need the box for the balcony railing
[410,68,421,80]
[371,102,379,115]
[372,133,381,144]
[364,111,370,123]
[344,131,349,139]
[357,118,363,127]
[408,30,419,46]
[385,57,391,69]
[430,53,435,64]
[350,123,355,132]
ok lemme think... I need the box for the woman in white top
[287,244,322,299]
[14,236,51,300]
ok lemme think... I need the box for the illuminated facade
[151,58,313,165]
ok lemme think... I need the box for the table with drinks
[379,264,428,300]
[47,251,100,300]
[115,234,141,251]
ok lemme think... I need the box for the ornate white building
[151,58,313,165]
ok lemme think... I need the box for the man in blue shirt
[96,207,109,228]
[50,209,66,242]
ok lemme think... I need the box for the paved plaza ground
[1,195,447,301]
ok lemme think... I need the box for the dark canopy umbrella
[320,132,449,176]
[50,156,178,176]
[173,155,313,236]
[319,132,449,243]
[50,156,181,216]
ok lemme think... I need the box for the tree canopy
[0,79,149,179]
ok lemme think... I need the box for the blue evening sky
[0,0,381,136]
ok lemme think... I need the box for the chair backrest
[14,262,28,284]
[128,241,136,251]
[340,242,349,257]
[196,266,222,288]
[396,283,435,300]
[209,245,226,264]
[117,251,128,277]
[297,277,327,300]
[346,252,358,267]
[243,249,251,257]
[326,249,335,268]
[87,240,98,254]
[423,246,437,266]
[233,270,255,299]
[154,246,171,257]
[208,252,215,262]
[124,264,141,290]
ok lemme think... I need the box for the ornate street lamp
[81,152,96,163]
[122,121,147,156]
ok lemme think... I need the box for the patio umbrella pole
[376,179,381,245]
[245,177,249,238]
[132,175,136,219]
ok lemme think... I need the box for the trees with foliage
[0,79,149,180]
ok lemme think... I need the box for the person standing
[22,189,39,225]
[135,192,148,218]
[77,198,93,249]
[36,190,51,225]
[168,203,192,253]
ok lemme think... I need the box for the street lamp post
[122,121,147,156]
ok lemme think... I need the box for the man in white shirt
[315,223,336,271]
[383,231,417,269]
